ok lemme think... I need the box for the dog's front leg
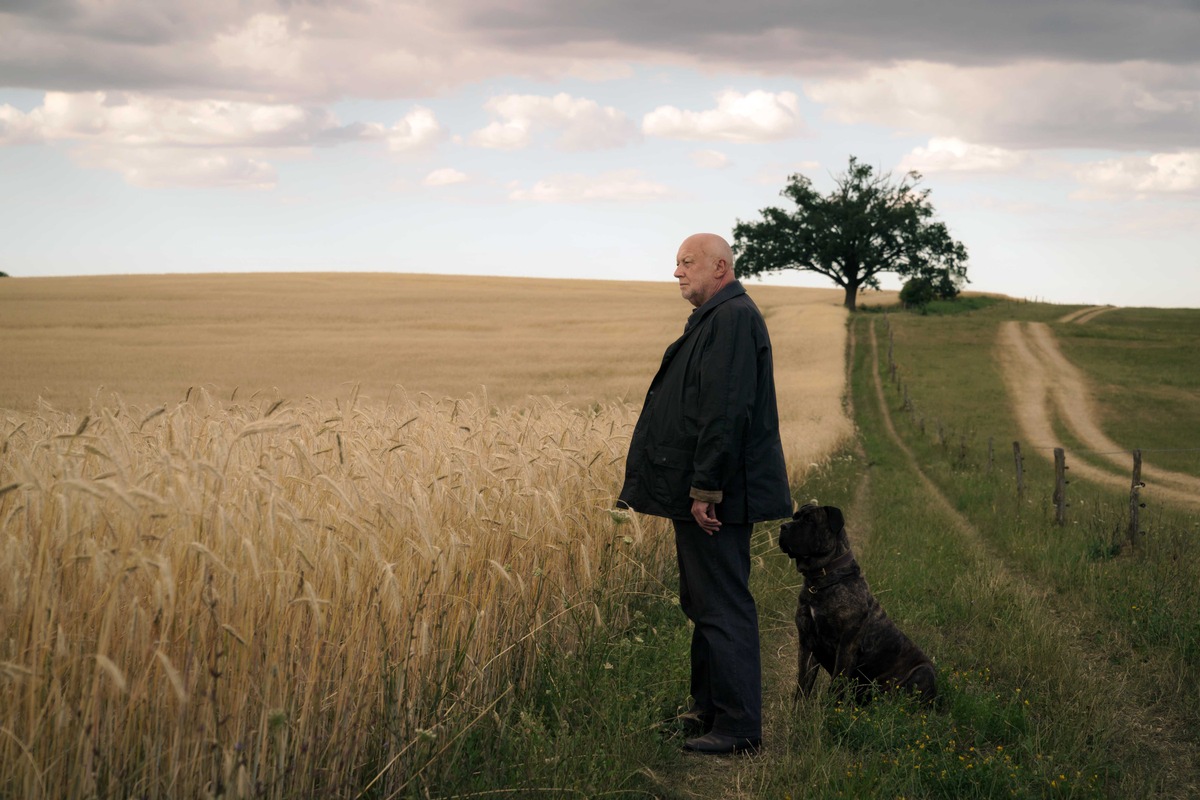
[796,644,820,700]
[831,622,867,699]
[795,605,820,700]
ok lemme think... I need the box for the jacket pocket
[646,443,694,507]
[648,443,692,469]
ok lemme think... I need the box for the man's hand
[691,499,721,535]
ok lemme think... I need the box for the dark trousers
[673,519,762,739]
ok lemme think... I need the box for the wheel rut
[866,318,1200,798]
[1058,306,1116,325]
[997,320,1200,509]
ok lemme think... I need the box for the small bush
[900,277,936,311]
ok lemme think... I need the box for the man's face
[674,243,721,308]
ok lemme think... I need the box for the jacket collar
[684,279,745,333]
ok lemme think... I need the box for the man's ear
[824,506,845,534]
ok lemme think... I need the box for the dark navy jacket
[618,281,792,523]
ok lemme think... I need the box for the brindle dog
[778,504,936,704]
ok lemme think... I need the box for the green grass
[860,295,1014,317]
[660,322,1123,798]
[1053,309,1200,475]
[394,551,692,798]
[875,307,1200,671]
[858,309,1200,793]
[409,301,1200,799]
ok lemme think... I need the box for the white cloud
[75,147,277,190]
[509,169,669,203]
[808,62,986,134]
[0,91,445,188]
[690,149,730,169]
[210,13,307,84]
[4,91,375,148]
[422,167,469,187]
[469,93,639,151]
[0,89,451,187]
[0,104,42,145]
[899,137,1025,174]
[807,60,1200,151]
[386,107,444,152]
[642,90,805,143]
[470,119,531,150]
[1074,151,1200,199]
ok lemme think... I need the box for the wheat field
[0,273,850,797]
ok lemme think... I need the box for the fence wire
[1028,446,1200,455]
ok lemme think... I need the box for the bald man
[618,233,792,755]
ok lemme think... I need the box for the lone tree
[732,156,969,311]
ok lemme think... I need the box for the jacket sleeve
[689,305,758,501]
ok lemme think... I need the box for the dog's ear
[823,505,845,534]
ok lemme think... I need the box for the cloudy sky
[2,0,1197,307]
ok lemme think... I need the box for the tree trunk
[843,283,859,311]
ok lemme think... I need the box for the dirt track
[877,322,1200,798]
[1058,305,1117,325]
[996,320,1200,510]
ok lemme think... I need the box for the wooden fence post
[987,437,994,473]
[1127,448,1143,547]
[1013,441,1024,497]
[1053,448,1067,525]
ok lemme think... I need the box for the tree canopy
[732,156,969,311]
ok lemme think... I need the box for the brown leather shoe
[683,732,762,755]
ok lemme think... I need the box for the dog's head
[778,503,847,570]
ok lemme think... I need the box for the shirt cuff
[689,487,723,504]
